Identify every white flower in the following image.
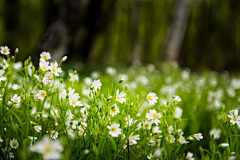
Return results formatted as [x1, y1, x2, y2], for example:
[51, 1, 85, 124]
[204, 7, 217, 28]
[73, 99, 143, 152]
[106, 67, 116, 75]
[36, 90, 47, 100]
[110, 104, 120, 116]
[39, 59, 49, 71]
[186, 152, 194, 160]
[13, 62, 23, 70]
[143, 121, 152, 130]
[0, 94, 2, 101]
[59, 89, 67, 99]
[30, 137, 37, 145]
[34, 126, 42, 132]
[228, 156, 236, 160]
[166, 135, 175, 143]
[228, 109, 240, 126]
[11, 94, 21, 103]
[69, 73, 79, 82]
[219, 143, 229, 148]
[116, 89, 126, 103]
[69, 93, 82, 107]
[168, 125, 174, 134]
[210, 128, 221, 139]
[152, 126, 162, 134]
[50, 62, 62, 76]
[147, 92, 158, 105]
[29, 136, 63, 160]
[91, 71, 99, 79]
[129, 134, 140, 145]
[0, 46, 10, 55]
[174, 107, 183, 119]
[11, 84, 20, 90]
[125, 115, 134, 126]
[10, 138, 19, 149]
[146, 109, 162, 125]
[50, 130, 59, 139]
[91, 79, 102, 91]
[147, 154, 154, 160]
[44, 72, 53, 80]
[193, 133, 203, 141]
[107, 123, 122, 137]
[40, 51, 51, 61]
[84, 77, 92, 85]
[0, 70, 7, 82]
[178, 136, 189, 144]
[173, 95, 182, 102]
[68, 87, 75, 98]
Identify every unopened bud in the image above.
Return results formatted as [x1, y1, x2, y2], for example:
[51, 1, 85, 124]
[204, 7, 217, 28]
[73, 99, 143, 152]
[15, 48, 19, 54]
[62, 56, 67, 62]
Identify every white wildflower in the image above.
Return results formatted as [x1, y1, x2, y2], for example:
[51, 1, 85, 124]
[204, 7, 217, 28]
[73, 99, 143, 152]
[40, 51, 51, 61]
[50, 62, 62, 76]
[110, 104, 120, 116]
[228, 109, 240, 127]
[147, 92, 158, 105]
[174, 107, 183, 119]
[146, 109, 162, 125]
[193, 133, 203, 141]
[29, 136, 63, 160]
[107, 123, 122, 137]
[116, 89, 126, 103]
[209, 128, 221, 139]
[34, 126, 42, 132]
[50, 130, 59, 139]
[0, 46, 10, 55]
[91, 79, 102, 91]
[10, 138, 19, 149]
[11, 94, 21, 103]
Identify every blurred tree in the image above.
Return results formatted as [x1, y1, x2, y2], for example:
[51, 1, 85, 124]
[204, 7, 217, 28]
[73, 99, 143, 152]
[0, 0, 240, 71]
[164, 0, 192, 62]
[36, 0, 116, 63]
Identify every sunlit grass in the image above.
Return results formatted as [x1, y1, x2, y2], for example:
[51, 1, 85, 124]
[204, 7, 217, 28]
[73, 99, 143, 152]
[0, 46, 239, 159]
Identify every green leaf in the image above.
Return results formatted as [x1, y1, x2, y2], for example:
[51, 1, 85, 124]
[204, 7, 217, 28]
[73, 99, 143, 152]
[107, 135, 117, 152]
[12, 111, 23, 128]
[92, 143, 99, 156]
[98, 137, 106, 155]
[118, 120, 141, 151]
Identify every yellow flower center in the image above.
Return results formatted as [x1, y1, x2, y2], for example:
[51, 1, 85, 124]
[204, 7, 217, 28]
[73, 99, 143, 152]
[116, 95, 120, 100]
[148, 95, 153, 101]
[153, 113, 157, 119]
[72, 100, 76, 105]
[43, 55, 47, 60]
[111, 107, 116, 113]
[144, 124, 149, 128]
[111, 127, 116, 132]
[11, 142, 18, 148]
[43, 146, 53, 154]
[52, 68, 56, 73]
[13, 98, 19, 102]
[233, 115, 237, 121]
[2, 49, 7, 53]
[47, 75, 52, 79]
[41, 92, 46, 97]
[42, 66, 47, 70]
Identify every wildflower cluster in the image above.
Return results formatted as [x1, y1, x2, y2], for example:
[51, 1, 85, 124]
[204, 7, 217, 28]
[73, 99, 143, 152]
[0, 46, 239, 159]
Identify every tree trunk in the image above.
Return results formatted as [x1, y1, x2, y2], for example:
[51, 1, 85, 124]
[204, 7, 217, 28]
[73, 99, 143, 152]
[131, 0, 141, 66]
[164, 0, 191, 62]
[35, 0, 116, 64]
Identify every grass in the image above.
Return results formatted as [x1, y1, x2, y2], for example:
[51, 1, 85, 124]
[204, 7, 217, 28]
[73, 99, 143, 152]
[0, 47, 239, 160]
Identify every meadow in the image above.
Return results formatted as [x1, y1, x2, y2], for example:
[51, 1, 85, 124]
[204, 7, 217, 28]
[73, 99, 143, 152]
[0, 46, 239, 160]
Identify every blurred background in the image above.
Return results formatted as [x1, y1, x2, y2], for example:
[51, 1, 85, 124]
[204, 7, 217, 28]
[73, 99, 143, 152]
[0, 0, 240, 71]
